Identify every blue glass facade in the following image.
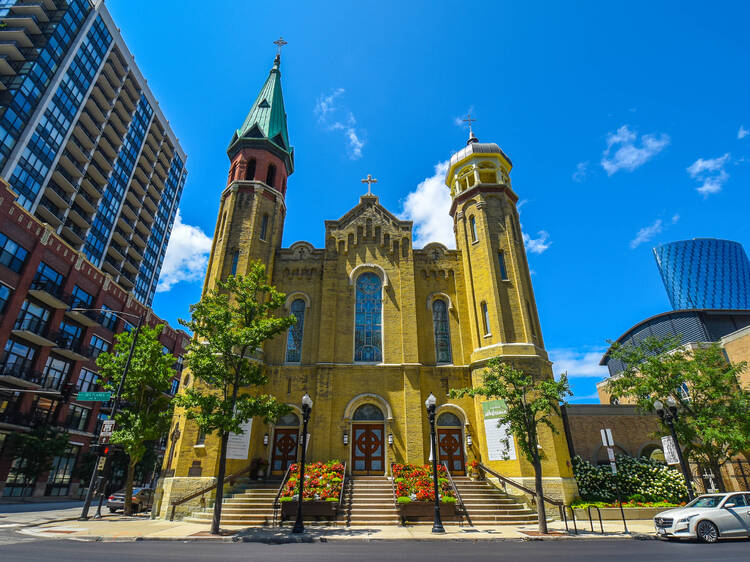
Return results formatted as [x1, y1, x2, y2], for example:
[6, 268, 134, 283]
[0, 0, 90, 169]
[653, 238, 750, 310]
[8, 16, 111, 209]
[83, 93, 152, 265]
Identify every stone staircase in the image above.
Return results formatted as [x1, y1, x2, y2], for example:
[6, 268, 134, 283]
[184, 480, 280, 526]
[343, 475, 400, 526]
[452, 476, 538, 525]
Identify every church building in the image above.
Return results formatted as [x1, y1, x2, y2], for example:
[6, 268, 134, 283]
[159, 52, 576, 514]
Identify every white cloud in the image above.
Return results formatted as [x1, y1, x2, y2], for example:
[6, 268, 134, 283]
[156, 210, 213, 293]
[548, 348, 609, 380]
[314, 89, 365, 159]
[738, 125, 749, 140]
[600, 125, 670, 175]
[687, 153, 730, 197]
[523, 230, 551, 254]
[630, 219, 663, 249]
[572, 161, 588, 182]
[399, 161, 454, 249]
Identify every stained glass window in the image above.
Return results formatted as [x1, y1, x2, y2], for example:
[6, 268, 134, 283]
[354, 272, 383, 362]
[353, 403, 384, 420]
[432, 299, 452, 364]
[285, 299, 306, 363]
[437, 412, 462, 426]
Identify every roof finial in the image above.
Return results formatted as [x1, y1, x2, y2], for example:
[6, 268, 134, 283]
[273, 36, 287, 67]
[462, 113, 478, 144]
[361, 174, 378, 196]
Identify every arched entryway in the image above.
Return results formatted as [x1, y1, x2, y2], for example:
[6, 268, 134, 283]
[351, 404, 385, 475]
[437, 412, 465, 475]
[271, 412, 299, 475]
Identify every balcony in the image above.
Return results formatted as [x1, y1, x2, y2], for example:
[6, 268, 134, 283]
[60, 150, 85, 178]
[12, 316, 56, 347]
[63, 301, 100, 328]
[50, 333, 89, 361]
[0, 359, 44, 388]
[62, 220, 87, 245]
[109, 242, 127, 260]
[81, 175, 104, 199]
[68, 203, 92, 228]
[73, 189, 97, 214]
[52, 167, 79, 192]
[87, 159, 110, 184]
[28, 275, 68, 309]
[66, 132, 92, 162]
[0, 27, 33, 49]
[117, 214, 134, 234]
[36, 197, 64, 227]
[131, 230, 147, 249]
[73, 123, 97, 151]
[0, 408, 51, 428]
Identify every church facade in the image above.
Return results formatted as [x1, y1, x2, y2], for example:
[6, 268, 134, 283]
[159, 53, 576, 513]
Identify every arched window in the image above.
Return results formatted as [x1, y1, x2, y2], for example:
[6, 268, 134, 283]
[353, 403, 384, 421]
[469, 215, 478, 242]
[437, 412, 462, 426]
[277, 412, 299, 426]
[285, 299, 306, 363]
[245, 158, 256, 180]
[432, 299, 452, 364]
[260, 214, 269, 240]
[230, 250, 239, 276]
[266, 164, 276, 187]
[354, 272, 383, 362]
[481, 302, 490, 335]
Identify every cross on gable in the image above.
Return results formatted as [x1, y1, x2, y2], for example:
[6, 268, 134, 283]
[273, 37, 288, 55]
[361, 174, 378, 195]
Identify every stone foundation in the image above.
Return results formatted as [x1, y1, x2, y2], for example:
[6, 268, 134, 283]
[156, 476, 216, 520]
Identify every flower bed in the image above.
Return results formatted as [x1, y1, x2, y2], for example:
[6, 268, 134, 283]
[279, 461, 345, 503]
[392, 463, 456, 504]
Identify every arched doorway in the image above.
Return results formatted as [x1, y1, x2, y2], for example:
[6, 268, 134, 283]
[437, 412, 465, 475]
[271, 412, 299, 475]
[351, 404, 385, 475]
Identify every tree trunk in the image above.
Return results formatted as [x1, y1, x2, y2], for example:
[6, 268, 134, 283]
[124, 459, 137, 516]
[211, 432, 229, 535]
[709, 459, 726, 492]
[532, 452, 548, 534]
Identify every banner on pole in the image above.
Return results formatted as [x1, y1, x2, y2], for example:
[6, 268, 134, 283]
[227, 418, 253, 460]
[481, 400, 516, 461]
[661, 435, 680, 465]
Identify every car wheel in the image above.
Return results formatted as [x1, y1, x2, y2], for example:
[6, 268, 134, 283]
[696, 520, 719, 544]
[109, 508, 117, 513]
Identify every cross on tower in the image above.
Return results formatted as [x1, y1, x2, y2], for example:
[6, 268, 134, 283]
[462, 113, 477, 139]
[361, 174, 378, 195]
[273, 37, 288, 55]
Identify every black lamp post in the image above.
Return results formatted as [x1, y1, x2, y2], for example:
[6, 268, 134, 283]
[78, 309, 144, 520]
[654, 397, 695, 501]
[292, 392, 313, 534]
[425, 392, 445, 534]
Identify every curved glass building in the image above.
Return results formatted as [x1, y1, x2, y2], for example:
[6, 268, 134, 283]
[653, 238, 750, 310]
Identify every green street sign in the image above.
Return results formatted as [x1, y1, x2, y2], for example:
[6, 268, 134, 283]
[77, 391, 111, 402]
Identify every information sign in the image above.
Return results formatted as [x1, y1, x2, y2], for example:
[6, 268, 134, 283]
[481, 400, 516, 461]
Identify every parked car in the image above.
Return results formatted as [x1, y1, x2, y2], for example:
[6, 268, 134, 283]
[107, 488, 154, 514]
[653, 492, 750, 543]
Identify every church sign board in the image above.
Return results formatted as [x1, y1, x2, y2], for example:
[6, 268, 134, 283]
[226, 418, 253, 460]
[481, 400, 516, 461]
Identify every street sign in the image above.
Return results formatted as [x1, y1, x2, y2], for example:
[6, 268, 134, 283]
[77, 391, 111, 402]
[661, 435, 680, 465]
[101, 420, 115, 435]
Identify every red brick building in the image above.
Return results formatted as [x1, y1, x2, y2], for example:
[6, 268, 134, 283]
[0, 179, 188, 498]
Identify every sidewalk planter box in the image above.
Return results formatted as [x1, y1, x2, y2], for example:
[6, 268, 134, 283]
[572, 506, 666, 521]
[398, 502, 456, 523]
[281, 500, 338, 520]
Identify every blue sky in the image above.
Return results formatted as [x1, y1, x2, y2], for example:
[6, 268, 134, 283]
[108, 0, 750, 402]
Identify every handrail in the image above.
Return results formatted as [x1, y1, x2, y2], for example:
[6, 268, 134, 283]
[390, 462, 399, 510]
[587, 505, 604, 534]
[272, 464, 294, 526]
[169, 462, 252, 521]
[336, 462, 348, 514]
[441, 461, 470, 527]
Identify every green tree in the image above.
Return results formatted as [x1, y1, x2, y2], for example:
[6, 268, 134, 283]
[174, 263, 295, 534]
[607, 337, 750, 491]
[5, 424, 69, 491]
[450, 360, 571, 533]
[97, 324, 176, 515]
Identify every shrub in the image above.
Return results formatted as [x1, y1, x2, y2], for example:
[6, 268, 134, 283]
[572, 455, 688, 503]
[281, 461, 345, 502]
[392, 463, 455, 503]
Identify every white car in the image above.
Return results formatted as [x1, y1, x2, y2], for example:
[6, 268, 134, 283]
[653, 492, 750, 543]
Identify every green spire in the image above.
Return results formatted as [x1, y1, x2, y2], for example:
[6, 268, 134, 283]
[228, 54, 294, 173]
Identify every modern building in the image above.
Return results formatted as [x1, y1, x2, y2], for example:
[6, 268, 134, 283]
[653, 238, 750, 311]
[0, 178, 189, 498]
[0, 0, 187, 306]
[159, 51, 576, 520]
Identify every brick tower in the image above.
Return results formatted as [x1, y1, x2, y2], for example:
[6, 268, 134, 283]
[201, 52, 293, 294]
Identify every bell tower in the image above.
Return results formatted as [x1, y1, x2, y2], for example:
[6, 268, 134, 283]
[202, 49, 294, 294]
[446, 132, 543, 360]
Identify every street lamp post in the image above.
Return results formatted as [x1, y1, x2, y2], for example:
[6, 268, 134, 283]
[425, 392, 445, 534]
[654, 397, 695, 501]
[79, 309, 144, 520]
[292, 392, 313, 534]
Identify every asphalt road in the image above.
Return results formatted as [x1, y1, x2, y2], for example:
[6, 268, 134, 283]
[0, 538, 748, 561]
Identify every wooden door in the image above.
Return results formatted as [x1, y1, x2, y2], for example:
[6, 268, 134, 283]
[352, 423, 384, 474]
[271, 428, 298, 474]
[437, 428, 465, 475]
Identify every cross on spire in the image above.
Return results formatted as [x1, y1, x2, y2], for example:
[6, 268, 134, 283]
[462, 113, 477, 140]
[273, 37, 288, 55]
[361, 174, 378, 195]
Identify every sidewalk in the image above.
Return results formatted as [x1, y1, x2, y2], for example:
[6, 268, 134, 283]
[19, 516, 657, 542]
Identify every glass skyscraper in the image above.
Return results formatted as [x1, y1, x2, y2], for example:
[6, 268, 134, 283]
[653, 238, 750, 310]
[0, 1, 187, 305]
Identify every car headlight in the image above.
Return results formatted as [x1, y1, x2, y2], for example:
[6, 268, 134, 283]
[676, 514, 698, 524]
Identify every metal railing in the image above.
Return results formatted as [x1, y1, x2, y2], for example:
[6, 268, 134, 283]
[272, 464, 294, 526]
[169, 462, 253, 521]
[586, 505, 604, 534]
[441, 461, 470, 526]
